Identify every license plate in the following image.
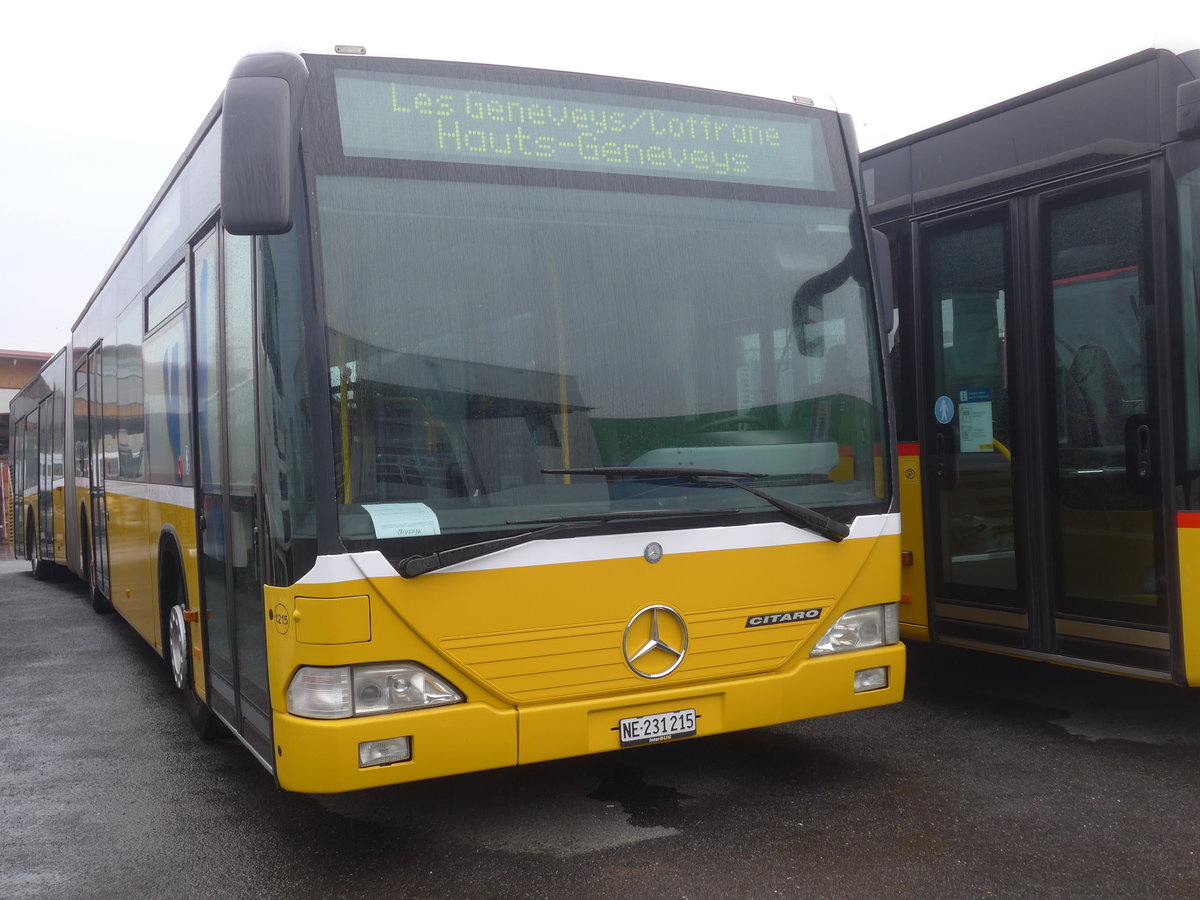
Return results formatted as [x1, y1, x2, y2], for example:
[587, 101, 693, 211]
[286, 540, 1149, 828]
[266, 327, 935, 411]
[618, 708, 697, 746]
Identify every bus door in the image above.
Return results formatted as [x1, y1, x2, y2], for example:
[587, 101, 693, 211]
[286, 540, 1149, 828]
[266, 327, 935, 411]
[1040, 176, 1167, 670]
[918, 173, 1169, 672]
[919, 206, 1027, 643]
[22, 407, 39, 558]
[84, 345, 111, 600]
[37, 397, 54, 563]
[193, 227, 272, 764]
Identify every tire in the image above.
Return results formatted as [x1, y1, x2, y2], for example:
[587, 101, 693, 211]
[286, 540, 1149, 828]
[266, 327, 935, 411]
[165, 578, 225, 741]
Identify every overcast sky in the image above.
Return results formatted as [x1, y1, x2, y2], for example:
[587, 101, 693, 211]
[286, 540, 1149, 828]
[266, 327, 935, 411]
[2, 0, 1195, 353]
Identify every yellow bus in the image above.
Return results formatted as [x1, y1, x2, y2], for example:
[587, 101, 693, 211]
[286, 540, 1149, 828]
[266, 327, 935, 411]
[863, 48, 1200, 684]
[9, 349, 69, 580]
[10, 49, 902, 792]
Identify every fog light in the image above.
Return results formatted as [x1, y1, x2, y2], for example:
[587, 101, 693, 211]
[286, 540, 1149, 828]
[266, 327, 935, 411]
[854, 666, 889, 692]
[358, 736, 412, 768]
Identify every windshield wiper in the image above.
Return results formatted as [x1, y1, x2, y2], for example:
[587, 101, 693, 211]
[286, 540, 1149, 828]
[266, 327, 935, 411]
[397, 507, 738, 578]
[543, 466, 851, 543]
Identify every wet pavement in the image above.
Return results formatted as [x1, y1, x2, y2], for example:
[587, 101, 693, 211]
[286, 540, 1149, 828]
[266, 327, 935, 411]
[3, 558, 1200, 898]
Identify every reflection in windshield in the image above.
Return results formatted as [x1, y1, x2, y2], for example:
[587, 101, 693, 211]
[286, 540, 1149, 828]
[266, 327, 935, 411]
[318, 176, 884, 541]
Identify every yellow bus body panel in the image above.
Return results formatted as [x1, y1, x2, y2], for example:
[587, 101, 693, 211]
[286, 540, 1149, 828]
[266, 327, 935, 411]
[53, 482, 67, 565]
[101, 485, 204, 684]
[105, 488, 156, 644]
[898, 449, 930, 641]
[1176, 519, 1200, 686]
[265, 527, 903, 794]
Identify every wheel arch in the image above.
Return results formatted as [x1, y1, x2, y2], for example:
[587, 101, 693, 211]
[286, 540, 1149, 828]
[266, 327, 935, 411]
[157, 525, 189, 656]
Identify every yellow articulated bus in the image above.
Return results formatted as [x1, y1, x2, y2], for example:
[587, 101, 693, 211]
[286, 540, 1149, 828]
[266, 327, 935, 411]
[9, 349, 69, 580]
[10, 49, 902, 793]
[864, 48, 1200, 684]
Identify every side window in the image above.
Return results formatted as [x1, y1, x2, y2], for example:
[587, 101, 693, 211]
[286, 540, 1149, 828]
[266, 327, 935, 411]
[1177, 169, 1200, 477]
[115, 302, 145, 480]
[146, 264, 187, 333]
[1046, 187, 1147, 454]
[194, 231, 222, 493]
[144, 311, 192, 485]
[927, 217, 1012, 457]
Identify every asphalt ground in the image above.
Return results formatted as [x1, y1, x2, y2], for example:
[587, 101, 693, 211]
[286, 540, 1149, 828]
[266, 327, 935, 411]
[3, 556, 1200, 899]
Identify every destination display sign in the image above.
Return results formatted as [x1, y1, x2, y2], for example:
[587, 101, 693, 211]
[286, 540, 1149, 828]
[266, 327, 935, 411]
[334, 70, 832, 189]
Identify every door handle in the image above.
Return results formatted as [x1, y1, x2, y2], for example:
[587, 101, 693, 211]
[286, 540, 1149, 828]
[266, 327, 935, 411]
[1124, 415, 1153, 491]
[1135, 423, 1152, 480]
[935, 432, 947, 478]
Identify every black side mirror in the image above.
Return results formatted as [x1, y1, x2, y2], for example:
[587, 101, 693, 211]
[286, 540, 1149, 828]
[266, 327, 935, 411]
[221, 53, 309, 235]
[1177, 78, 1200, 139]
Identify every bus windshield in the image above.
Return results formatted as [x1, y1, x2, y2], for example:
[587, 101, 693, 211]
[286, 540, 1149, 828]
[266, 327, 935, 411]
[316, 69, 885, 545]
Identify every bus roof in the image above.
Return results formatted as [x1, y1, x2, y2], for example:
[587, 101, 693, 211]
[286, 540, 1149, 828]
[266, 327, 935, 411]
[862, 48, 1200, 222]
[864, 48, 1200, 160]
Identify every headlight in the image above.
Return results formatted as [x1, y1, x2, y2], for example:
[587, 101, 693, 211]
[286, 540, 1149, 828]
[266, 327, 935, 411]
[287, 663, 463, 719]
[810, 603, 900, 657]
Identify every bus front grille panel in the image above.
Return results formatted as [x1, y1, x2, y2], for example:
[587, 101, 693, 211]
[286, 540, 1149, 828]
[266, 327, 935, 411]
[439, 605, 824, 703]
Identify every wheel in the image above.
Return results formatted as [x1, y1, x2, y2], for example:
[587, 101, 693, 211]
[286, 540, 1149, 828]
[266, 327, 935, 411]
[27, 519, 50, 581]
[166, 583, 225, 741]
[167, 603, 190, 691]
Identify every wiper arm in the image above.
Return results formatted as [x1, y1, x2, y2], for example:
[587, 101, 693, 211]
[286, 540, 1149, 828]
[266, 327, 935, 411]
[397, 507, 738, 578]
[698, 476, 849, 542]
[398, 521, 584, 578]
[543, 466, 850, 543]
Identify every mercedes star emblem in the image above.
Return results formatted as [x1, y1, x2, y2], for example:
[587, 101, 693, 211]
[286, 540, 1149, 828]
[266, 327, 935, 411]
[622, 605, 688, 679]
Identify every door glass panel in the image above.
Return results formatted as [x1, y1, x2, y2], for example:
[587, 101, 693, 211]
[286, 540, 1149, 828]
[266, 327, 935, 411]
[24, 409, 38, 557]
[926, 216, 1019, 601]
[225, 233, 268, 716]
[1176, 167, 1200, 481]
[195, 231, 235, 697]
[88, 349, 110, 597]
[1046, 187, 1164, 625]
[38, 401, 52, 558]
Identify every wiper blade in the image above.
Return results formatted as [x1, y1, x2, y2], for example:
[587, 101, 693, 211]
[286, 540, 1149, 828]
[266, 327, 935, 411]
[397, 507, 737, 578]
[506, 507, 740, 526]
[544, 466, 764, 479]
[544, 466, 850, 543]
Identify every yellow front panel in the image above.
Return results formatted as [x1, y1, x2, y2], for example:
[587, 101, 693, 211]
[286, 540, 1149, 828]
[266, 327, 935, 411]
[295, 595, 372, 645]
[272, 703, 518, 793]
[265, 524, 903, 793]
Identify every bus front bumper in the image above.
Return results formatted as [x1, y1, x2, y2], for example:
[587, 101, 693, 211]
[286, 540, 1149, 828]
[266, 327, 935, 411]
[272, 643, 905, 793]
